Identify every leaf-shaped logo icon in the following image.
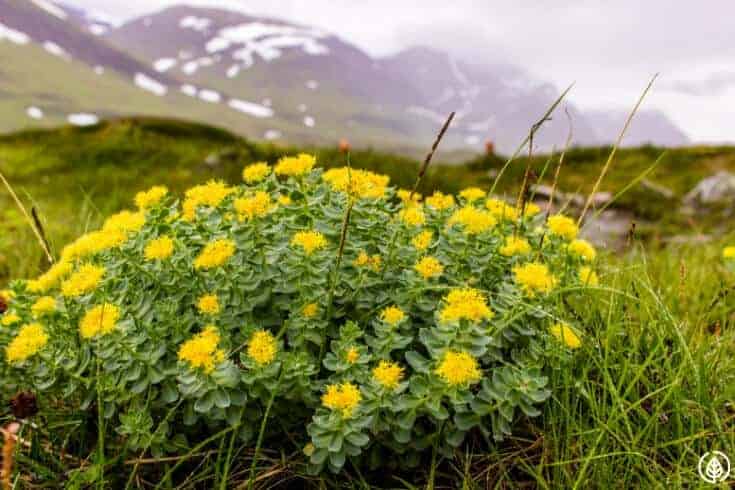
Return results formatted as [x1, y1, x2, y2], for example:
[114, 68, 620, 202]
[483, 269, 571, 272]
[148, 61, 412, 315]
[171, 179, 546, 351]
[698, 451, 731, 484]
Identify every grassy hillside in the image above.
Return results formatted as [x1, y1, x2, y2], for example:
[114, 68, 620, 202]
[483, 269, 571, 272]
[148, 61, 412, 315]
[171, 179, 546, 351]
[1, 118, 735, 286]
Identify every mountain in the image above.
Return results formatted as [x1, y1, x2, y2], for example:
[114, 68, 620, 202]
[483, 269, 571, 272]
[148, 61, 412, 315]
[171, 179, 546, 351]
[0, 2, 688, 152]
[584, 109, 689, 147]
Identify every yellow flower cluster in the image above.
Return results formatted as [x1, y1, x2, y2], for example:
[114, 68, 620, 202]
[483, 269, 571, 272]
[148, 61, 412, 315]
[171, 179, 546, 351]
[435, 350, 481, 386]
[321, 382, 362, 417]
[2, 313, 21, 326]
[278, 194, 292, 206]
[194, 239, 236, 270]
[102, 210, 146, 234]
[372, 360, 404, 389]
[513, 262, 557, 297]
[399, 207, 426, 226]
[60, 229, 127, 263]
[396, 189, 421, 205]
[380, 305, 406, 325]
[31, 296, 56, 316]
[144, 236, 174, 261]
[568, 239, 596, 261]
[499, 236, 531, 257]
[722, 246, 735, 260]
[302, 302, 319, 318]
[414, 256, 444, 279]
[6, 323, 48, 363]
[234, 191, 273, 221]
[547, 214, 578, 240]
[459, 187, 486, 202]
[291, 231, 328, 255]
[579, 266, 599, 286]
[178, 326, 225, 373]
[134, 185, 168, 210]
[411, 230, 433, 251]
[354, 251, 381, 272]
[182, 181, 235, 221]
[486, 199, 519, 221]
[61, 264, 105, 298]
[345, 346, 360, 364]
[242, 162, 271, 183]
[322, 167, 389, 199]
[439, 288, 493, 324]
[274, 153, 315, 177]
[197, 294, 220, 315]
[247, 330, 277, 366]
[79, 303, 120, 339]
[27, 260, 73, 293]
[549, 323, 581, 349]
[447, 206, 496, 234]
[425, 191, 455, 210]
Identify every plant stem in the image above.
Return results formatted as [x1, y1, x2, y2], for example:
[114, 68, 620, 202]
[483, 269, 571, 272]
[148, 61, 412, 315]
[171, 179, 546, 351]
[96, 356, 105, 490]
[247, 372, 284, 489]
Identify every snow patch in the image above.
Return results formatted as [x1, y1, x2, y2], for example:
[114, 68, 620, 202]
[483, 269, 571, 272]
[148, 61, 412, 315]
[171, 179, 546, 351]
[153, 58, 177, 72]
[94, 66, 105, 75]
[206, 37, 231, 53]
[228, 99, 274, 118]
[88, 24, 108, 36]
[306, 80, 319, 90]
[30, 0, 67, 20]
[226, 64, 240, 78]
[303, 116, 315, 128]
[180, 16, 211, 32]
[26, 107, 44, 120]
[68, 113, 99, 126]
[264, 129, 282, 140]
[43, 41, 70, 59]
[0, 23, 30, 44]
[180, 84, 198, 97]
[198, 89, 221, 103]
[134, 73, 167, 96]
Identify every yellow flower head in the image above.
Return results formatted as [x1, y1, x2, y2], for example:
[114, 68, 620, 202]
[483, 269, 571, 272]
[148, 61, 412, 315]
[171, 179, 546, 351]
[61, 264, 105, 298]
[247, 330, 277, 366]
[6, 323, 48, 363]
[486, 199, 519, 221]
[439, 288, 493, 324]
[579, 266, 599, 286]
[242, 162, 271, 183]
[291, 231, 328, 255]
[181, 181, 235, 221]
[178, 326, 225, 373]
[103, 210, 146, 234]
[31, 296, 56, 316]
[399, 206, 426, 227]
[723, 246, 735, 260]
[568, 239, 596, 261]
[411, 230, 433, 251]
[27, 260, 73, 293]
[322, 167, 389, 199]
[79, 303, 120, 339]
[414, 256, 444, 280]
[499, 236, 531, 257]
[2, 313, 21, 326]
[550, 323, 582, 349]
[435, 350, 481, 386]
[459, 187, 486, 202]
[234, 191, 273, 221]
[194, 239, 236, 270]
[303, 302, 319, 318]
[380, 305, 406, 326]
[321, 382, 362, 417]
[197, 294, 220, 315]
[345, 346, 360, 364]
[372, 360, 404, 389]
[448, 206, 497, 234]
[274, 153, 315, 177]
[135, 185, 168, 210]
[354, 251, 381, 271]
[397, 189, 421, 205]
[513, 262, 557, 297]
[524, 202, 541, 217]
[425, 191, 455, 210]
[547, 214, 579, 240]
[144, 236, 174, 261]
[278, 194, 293, 206]
[60, 229, 128, 262]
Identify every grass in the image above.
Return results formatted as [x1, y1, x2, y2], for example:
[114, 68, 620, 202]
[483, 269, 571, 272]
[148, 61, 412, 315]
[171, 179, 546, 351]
[1, 118, 734, 487]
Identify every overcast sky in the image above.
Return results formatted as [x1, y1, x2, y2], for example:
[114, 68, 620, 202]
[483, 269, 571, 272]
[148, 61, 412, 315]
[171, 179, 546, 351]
[65, 0, 735, 143]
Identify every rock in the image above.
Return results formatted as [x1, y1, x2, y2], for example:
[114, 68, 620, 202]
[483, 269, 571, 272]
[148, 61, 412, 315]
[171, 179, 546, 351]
[580, 209, 636, 250]
[529, 184, 611, 208]
[683, 171, 735, 206]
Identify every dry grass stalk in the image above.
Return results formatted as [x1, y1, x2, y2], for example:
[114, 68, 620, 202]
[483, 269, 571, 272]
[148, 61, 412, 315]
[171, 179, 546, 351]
[409, 111, 455, 199]
[1, 423, 20, 490]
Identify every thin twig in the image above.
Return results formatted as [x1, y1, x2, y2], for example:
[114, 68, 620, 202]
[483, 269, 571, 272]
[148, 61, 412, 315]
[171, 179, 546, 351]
[0, 168, 54, 264]
[409, 112, 455, 199]
[578, 74, 658, 225]
[31, 207, 53, 259]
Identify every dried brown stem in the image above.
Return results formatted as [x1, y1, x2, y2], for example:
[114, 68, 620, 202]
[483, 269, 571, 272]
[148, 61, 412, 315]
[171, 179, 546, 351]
[409, 111, 455, 199]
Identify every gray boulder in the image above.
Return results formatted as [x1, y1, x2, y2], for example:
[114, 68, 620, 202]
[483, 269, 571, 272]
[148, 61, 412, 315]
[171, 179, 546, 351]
[684, 171, 735, 206]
